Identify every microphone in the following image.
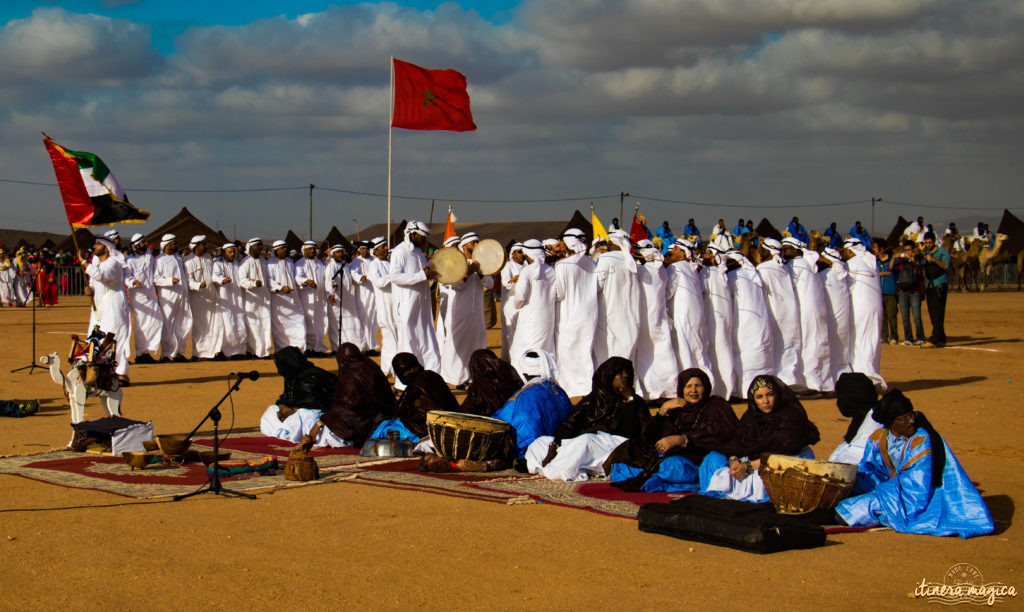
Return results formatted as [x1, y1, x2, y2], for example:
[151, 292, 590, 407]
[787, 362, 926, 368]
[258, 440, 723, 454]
[230, 370, 260, 381]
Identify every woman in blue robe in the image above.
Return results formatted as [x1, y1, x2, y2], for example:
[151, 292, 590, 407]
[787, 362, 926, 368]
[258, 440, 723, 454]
[836, 389, 994, 538]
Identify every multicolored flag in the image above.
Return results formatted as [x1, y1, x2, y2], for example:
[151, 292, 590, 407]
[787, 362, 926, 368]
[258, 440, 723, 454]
[42, 134, 150, 227]
[391, 58, 476, 132]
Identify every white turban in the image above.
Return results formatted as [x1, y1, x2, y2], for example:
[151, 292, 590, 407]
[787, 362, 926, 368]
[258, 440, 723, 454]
[522, 238, 545, 263]
[514, 349, 559, 383]
[762, 238, 782, 253]
[130, 233, 145, 246]
[782, 236, 806, 249]
[190, 234, 206, 246]
[221, 242, 235, 250]
[104, 229, 119, 240]
[562, 229, 587, 255]
[247, 237, 262, 247]
[160, 234, 176, 248]
[370, 236, 386, 249]
[302, 240, 317, 249]
[405, 221, 429, 238]
[460, 232, 480, 250]
[443, 236, 460, 248]
[542, 238, 559, 251]
[329, 244, 344, 254]
[823, 247, 841, 261]
[509, 242, 524, 254]
[271, 239, 287, 250]
[95, 236, 116, 251]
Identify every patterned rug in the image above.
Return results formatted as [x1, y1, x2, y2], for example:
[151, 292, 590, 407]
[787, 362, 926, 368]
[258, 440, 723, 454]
[0, 436, 874, 530]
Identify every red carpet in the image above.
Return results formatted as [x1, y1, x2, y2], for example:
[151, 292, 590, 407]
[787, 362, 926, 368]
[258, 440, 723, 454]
[192, 436, 359, 458]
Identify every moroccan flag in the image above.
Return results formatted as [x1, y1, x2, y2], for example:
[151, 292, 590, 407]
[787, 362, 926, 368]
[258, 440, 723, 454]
[442, 209, 457, 244]
[43, 134, 150, 227]
[591, 211, 610, 241]
[391, 58, 476, 132]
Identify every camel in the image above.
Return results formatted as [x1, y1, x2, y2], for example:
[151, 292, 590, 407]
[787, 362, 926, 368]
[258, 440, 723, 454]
[954, 239, 985, 292]
[737, 232, 763, 265]
[978, 233, 1009, 292]
[942, 233, 962, 288]
[39, 347, 123, 446]
[807, 230, 826, 253]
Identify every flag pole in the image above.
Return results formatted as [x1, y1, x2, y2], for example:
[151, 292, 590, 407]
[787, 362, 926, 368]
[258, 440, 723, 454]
[387, 55, 394, 249]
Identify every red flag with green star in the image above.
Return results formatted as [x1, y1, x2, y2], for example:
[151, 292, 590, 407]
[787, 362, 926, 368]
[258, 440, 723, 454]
[391, 58, 476, 132]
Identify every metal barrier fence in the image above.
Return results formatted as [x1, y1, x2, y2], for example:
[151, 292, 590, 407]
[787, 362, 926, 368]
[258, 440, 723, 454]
[56, 265, 87, 296]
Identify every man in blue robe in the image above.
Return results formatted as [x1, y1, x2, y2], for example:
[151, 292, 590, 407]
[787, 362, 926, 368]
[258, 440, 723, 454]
[787, 217, 809, 243]
[682, 218, 701, 242]
[823, 222, 843, 249]
[836, 389, 994, 538]
[655, 221, 675, 255]
[492, 350, 573, 458]
[849, 220, 873, 249]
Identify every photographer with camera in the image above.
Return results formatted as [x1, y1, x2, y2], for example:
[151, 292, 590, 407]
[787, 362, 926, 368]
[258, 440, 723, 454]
[920, 231, 949, 347]
[890, 240, 926, 346]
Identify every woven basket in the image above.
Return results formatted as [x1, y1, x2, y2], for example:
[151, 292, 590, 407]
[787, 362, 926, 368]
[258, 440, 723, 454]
[759, 461, 855, 515]
[284, 456, 319, 482]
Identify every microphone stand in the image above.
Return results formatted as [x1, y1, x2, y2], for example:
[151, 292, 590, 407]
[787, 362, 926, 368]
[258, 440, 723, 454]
[173, 375, 256, 501]
[11, 266, 47, 374]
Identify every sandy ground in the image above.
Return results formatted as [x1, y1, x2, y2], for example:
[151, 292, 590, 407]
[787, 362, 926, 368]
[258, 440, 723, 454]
[0, 293, 1021, 610]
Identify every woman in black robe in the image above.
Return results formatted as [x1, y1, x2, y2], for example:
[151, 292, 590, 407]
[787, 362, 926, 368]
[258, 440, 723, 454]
[459, 349, 524, 416]
[310, 343, 397, 446]
[530, 358, 649, 475]
[699, 374, 821, 498]
[608, 368, 738, 490]
[391, 353, 460, 436]
[274, 346, 336, 412]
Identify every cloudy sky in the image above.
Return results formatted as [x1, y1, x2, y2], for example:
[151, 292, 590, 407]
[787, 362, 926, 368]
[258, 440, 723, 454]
[1, 0, 1022, 241]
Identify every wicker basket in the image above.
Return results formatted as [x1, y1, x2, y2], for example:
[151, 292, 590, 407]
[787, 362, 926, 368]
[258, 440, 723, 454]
[284, 456, 319, 482]
[759, 455, 856, 515]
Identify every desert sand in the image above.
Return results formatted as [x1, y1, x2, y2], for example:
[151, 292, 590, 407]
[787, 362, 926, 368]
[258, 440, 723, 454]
[0, 293, 1021, 609]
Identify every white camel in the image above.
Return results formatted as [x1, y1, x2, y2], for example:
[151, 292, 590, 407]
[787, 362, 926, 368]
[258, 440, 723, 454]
[39, 352, 123, 444]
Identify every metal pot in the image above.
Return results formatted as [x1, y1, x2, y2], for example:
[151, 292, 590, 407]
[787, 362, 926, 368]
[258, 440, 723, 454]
[359, 436, 415, 458]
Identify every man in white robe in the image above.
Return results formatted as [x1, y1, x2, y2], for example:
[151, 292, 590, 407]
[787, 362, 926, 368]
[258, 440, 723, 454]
[433, 236, 461, 366]
[700, 245, 736, 399]
[348, 241, 379, 352]
[153, 234, 192, 362]
[509, 239, 556, 363]
[438, 232, 493, 386]
[756, 239, 803, 387]
[83, 236, 132, 379]
[325, 245, 347, 352]
[184, 235, 223, 360]
[500, 243, 525, 362]
[267, 240, 306, 352]
[593, 230, 640, 363]
[212, 242, 248, 359]
[634, 241, 678, 399]
[389, 221, 441, 372]
[364, 238, 397, 376]
[552, 229, 598, 397]
[782, 237, 833, 393]
[726, 251, 774, 394]
[843, 238, 886, 389]
[665, 239, 713, 380]
[237, 238, 273, 358]
[819, 247, 853, 381]
[124, 233, 162, 364]
[295, 241, 329, 355]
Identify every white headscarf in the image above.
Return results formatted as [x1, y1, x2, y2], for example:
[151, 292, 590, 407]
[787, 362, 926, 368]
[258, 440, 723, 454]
[514, 349, 559, 383]
[843, 237, 867, 255]
[246, 237, 262, 248]
[782, 236, 806, 250]
[562, 229, 587, 254]
[404, 220, 428, 243]
[190, 234, 206, 246]
[522, 238, 545, 264]
[443, 236, 460, 248]
[607, 229, 637, 272]
[130, 233, 145, 246]
[459, 232, 480, 251]
[159, 234, 176, 249]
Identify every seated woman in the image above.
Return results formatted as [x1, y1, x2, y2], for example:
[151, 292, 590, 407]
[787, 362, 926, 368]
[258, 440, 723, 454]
[828, 372, 884, 464]
[491, 350, 573, 458]
[391, 352, 460, 437]
[316, 343, 399, 447]
[524, 357, 648, 481]
[836, 389, 994, 537]
[260, 346, 346, 447]
[609, 368, 738, 492]
[460, 349, 524, 416]
[700, 374, 820, 502]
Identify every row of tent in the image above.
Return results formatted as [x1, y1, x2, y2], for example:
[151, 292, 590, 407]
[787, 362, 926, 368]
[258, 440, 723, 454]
[11, 206, 1024, 259]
